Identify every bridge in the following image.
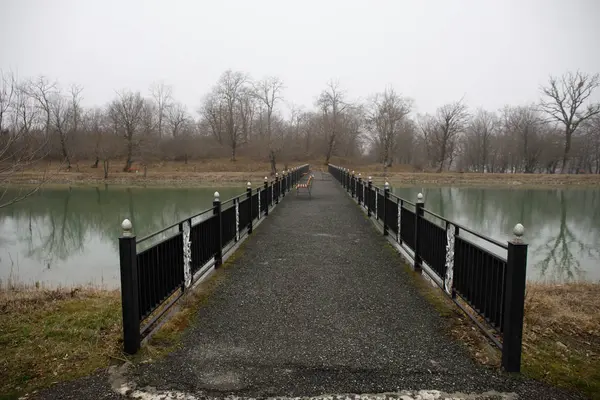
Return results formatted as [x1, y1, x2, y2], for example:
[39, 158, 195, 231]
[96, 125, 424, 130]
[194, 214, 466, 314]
[65, 164, 576, 400]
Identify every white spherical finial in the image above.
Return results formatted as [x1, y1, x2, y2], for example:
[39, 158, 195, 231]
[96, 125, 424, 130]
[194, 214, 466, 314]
[247, 181, 251, 188]
[264, 176, 268, 181]
[417, 193, 424, 202]
[368, 176, 372, 182]
[358, 173, 362, 178]
[513, 223, 525, 238]
[276, 172, 278, 177]
[121, 219, 132, 236]
[352, 170, 355, 175]
[214, 191, 220, 201]
[384, 181, 390, 189]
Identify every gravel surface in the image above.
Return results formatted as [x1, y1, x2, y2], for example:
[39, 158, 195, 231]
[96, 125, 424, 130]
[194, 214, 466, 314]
[30, 175, 585, 399]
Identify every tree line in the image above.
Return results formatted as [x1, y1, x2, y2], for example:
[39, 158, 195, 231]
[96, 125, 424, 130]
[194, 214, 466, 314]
[1, 69, 599, 180]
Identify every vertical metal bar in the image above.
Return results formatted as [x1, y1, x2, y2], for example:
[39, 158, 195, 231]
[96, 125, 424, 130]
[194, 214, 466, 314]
[414, 193, 424, 273]
[367, 178, 372, 217]
[383, 182, 389, 236]
[502, 224, 528, 373]
[213, 192, 222, 267]
[264, 177, 269, 216]
[247, 184, 253, 234]
[119, 220, 140, 354]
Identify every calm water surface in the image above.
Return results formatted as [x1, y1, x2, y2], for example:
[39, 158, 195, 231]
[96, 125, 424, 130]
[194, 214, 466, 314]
[1, 185, 599, 288]
[0, 186, 244, 288]
[392, 186, 600, 283]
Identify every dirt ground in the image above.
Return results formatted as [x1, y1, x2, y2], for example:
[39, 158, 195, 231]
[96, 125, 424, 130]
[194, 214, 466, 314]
[3, 159, 600, 187]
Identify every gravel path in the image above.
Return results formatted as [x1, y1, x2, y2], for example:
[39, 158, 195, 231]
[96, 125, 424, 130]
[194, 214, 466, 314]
[32, 175, 583, 400]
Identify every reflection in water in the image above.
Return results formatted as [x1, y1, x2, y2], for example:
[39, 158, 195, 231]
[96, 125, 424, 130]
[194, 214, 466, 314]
[1, 185, 598, 287]
[392, 186, 600, 282]
[0, 186, 244, 288]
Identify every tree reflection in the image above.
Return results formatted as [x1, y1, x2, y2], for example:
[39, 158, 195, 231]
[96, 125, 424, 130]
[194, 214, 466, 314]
[534, 190, 600, 281]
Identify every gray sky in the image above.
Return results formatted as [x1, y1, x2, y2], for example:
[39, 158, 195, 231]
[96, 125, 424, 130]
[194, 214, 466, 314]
[2, 0, 599, 115]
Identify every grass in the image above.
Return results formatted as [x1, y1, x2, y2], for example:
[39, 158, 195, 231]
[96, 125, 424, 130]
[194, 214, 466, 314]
[0, 287, 123, 399]
[522, 282, 600, 399]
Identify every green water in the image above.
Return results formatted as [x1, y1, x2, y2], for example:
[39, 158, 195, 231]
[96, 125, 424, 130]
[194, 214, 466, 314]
[391, 186, 600, 283]
[0, 186, 244, 288]
[1, 185, 598, 288]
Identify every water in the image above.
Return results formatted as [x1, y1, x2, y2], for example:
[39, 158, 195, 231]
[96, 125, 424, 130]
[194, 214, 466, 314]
[1, 185, 599, 288]
[391, 186, 600, 283]
[0, 185, 245, 289]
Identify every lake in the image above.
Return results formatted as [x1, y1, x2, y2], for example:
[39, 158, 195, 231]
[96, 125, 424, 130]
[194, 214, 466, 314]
[0, 185, 599, 288]
[0, 186, 245, 289]
[392, 186, 600, 283]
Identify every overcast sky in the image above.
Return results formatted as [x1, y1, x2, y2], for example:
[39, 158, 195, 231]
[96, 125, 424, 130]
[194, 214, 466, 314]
[2, 0, 599, 116]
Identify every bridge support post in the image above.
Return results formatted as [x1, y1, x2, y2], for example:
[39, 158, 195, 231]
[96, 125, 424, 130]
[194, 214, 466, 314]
[367, 177, 372, 217]
[247, 182, 253, 234]
[213, 192, 222, 267]
[264, 177, 269, 216]
[414, 193, 424, 272]
[502, 224, 528, 373]
[383, 182, 389, 236]
[119, 219, 140, 355]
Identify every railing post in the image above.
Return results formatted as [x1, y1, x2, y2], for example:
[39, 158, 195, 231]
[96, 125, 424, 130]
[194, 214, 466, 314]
[383, 182, 389, 236]
[502, 223, 528, 373]
[357, 173, 362, 204]
[247, 182, 253, 234]
[275, 173, 279, 204]
[282, 171, 286, 198]
[119, 219, 140, 355]
[351, 170, 355, 197]
[367, 176, 372, 217]
[264, 177, 269, 216]
[414, 192, 424, 272]
[213, 192, 222, 267]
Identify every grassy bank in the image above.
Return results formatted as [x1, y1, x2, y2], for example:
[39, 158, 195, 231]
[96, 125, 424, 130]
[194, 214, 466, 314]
[413, 277, 600, 399]
[522, 282, 600, 398]
[0, 287, 122, 399]
[0, 250, 241, 398]
[1, 277, 598, 398]
[6, 159, 600, 187]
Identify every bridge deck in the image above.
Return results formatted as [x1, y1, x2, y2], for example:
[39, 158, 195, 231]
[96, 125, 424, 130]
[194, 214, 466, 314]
[34, 173, 581, 399]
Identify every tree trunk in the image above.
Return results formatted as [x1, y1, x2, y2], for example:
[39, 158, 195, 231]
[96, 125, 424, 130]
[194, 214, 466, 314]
[231, 143, 236, 162]
[103, 159, 109, 179]
[92, 157, 99, 168]
[561, 129, 572, 173]
[269, 150, 277, 175]
[59, 133, 71, 170]
[123, 136, 133, 172]
[325, 134, 335, 165]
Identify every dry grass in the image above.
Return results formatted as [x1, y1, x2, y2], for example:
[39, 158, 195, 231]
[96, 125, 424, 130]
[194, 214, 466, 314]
[522, 282, 600, 398]
[3, 158, 317, 187]
[0, 287, 123, 398]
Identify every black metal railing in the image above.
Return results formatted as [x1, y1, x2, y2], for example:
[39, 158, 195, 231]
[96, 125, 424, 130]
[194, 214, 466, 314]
[328, 163, 528, 373]
[118, 164, 310, 354]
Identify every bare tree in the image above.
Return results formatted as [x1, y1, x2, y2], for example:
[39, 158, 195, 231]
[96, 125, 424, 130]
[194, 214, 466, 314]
[501, 105, 545, 173]
[0, 77, 50, 208]
[150, 82, 172, 139]
[317, 81, 348, 164]
[540, 71, 600, 173]
[200, 70, 249, 161]
[0, 70, 15, 134]
[109, 90, 146, 171]
[27, 76, 57, 137]
[254, 77, 284, 173]
[365, 88, 412, 169]
[166, 102, 189, 137]
[461, 109, 498, 172]
[419, 100, 469, 172]
[49, 92, 72, 169]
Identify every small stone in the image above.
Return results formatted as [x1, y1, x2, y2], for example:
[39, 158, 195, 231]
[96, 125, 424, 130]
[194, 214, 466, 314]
[556, 341, 568, 350]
